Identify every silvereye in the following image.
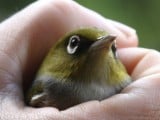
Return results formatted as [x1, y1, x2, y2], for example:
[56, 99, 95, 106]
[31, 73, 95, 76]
[26, 27, 132, 110]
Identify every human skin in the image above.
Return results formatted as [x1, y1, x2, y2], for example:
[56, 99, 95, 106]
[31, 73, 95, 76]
[0, 0, 160, 120]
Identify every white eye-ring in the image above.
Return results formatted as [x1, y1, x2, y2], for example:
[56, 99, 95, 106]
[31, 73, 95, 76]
[67, 35, 80, 54]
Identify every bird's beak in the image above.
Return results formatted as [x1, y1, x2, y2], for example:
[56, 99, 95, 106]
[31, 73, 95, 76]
[89, 35, 117, 52]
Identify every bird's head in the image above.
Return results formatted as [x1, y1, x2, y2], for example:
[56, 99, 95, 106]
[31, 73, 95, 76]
[37, 27, 128, 84]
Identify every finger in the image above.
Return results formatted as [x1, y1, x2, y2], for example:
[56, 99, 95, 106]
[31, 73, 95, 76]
[107, 19, 138, 48]
[118, 48, 160, 79]
[118, 48, 150, 75]
[131, 50, 160, 79]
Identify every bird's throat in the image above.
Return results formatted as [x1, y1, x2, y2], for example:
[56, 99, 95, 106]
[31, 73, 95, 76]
[71, 51, 130, 87]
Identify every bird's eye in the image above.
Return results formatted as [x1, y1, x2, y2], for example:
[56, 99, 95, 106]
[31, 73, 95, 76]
[67, 35, 80, 54]
[111, 41, 118, 58]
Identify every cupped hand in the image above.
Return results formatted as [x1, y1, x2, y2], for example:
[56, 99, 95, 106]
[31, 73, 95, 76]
[1, 0, 159, 120]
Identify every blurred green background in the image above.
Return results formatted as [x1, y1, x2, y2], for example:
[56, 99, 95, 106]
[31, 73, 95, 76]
[0, 0, 159, 50]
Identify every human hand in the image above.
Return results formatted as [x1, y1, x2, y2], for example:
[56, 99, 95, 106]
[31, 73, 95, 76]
[1, 0, 159, 120]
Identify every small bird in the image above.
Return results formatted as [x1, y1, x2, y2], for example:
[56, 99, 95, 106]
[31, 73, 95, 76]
[26, 27, 132, 110]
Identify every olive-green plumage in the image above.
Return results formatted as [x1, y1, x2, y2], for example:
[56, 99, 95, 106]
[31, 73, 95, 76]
[26, 27, 131, 110]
